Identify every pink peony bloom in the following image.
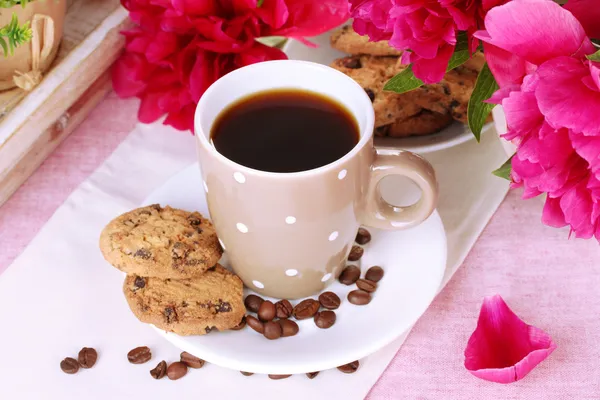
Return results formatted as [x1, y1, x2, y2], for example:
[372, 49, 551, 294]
[475, 0, 600, 241]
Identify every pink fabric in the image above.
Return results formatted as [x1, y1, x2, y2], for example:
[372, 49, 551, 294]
[1, 93, 600, 397]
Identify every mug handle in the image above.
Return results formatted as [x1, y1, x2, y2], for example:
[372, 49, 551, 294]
[361, 149, 439, 230]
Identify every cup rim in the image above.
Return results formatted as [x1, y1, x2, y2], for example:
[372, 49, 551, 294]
[194, 60, 375, 179]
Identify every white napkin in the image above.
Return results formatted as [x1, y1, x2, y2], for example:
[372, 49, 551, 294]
[0, 122, 508, 399]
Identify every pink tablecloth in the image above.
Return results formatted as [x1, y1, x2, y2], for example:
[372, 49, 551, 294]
[1, 92, 599, 399]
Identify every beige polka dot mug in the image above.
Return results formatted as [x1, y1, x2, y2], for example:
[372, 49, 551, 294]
[195, 60, 438, 299]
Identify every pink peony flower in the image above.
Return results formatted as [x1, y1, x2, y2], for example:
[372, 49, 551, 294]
[475, 0, 600, 241]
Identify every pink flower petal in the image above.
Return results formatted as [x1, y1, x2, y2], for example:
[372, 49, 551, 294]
[564, 0, 600, 40]
[542, 196, 567, 228]
[271, 0, 350, 38]
[477, 40, 529, 87]
[464, 295, 556, 384]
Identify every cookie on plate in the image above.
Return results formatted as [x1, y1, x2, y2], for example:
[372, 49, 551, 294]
[330, 25, 402, 56]
[123, 264, 245, 335]
[376, 110, 454, 138]
[100, 204, 222, 279]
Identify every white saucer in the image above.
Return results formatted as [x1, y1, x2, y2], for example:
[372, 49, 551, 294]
[283, 31, 493, 154]
[141, 163, 447, 374]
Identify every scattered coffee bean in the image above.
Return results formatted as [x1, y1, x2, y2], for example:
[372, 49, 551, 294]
[246, 315, 265, 334]
[339, 265, 360, 285]
[150, 360, 167, 379]
[355, 228, 372, 245]
[167, 361, 188, 380]
[77, 347, 98, 369]
[244, 294, 264, 313]
[293, 299, 320, 320]
[180, 352, 205, 369]
[127, 346, 152, 364]
[269, 374, 292, 380]
[306, 371, 320, 379]
[60, 357, 79, 374]
[365, 266, 384, 282]
[356, 279, 377, 293]
[230, 316, 246, 330]
[318, 291, 341, 310]
[278, 319, 299, 337]
[263, 321, 283, 340]
[348, 245, 364, 261]
[314, 310, 336, 329]
[241, 371, 254, 376]
[337, 360, 360, 374]
[258, 300, 276, 322]
[348, 290, 371, 305]
[275, 299, 293, 319]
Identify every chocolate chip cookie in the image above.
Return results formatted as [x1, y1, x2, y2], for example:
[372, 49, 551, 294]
[123, 264, 245, 335]
[376, 110, 453, 138]
[100, 205, 222, 279]
[330, 25, 402, 56]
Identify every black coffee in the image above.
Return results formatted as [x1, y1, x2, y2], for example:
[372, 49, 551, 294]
[210, 89, 359, 173]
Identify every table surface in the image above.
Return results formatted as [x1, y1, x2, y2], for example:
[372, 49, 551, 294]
[1, 92, 599, 399]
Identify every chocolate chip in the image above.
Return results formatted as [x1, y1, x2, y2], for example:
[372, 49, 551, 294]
[258, 300, 276, 322]
[348, 290, 371, 305]
[278, 319, 299, 337]
[293, 299, 320, 320]
[148, 204, 162, 211]
[180, 352, 205, 369]
[60, 357, 79, 374]
[134, 276, 145, 289]
[172, 242, 190, 259]
[318, 292, 341, 310]
[348, 245, 364, 261]
[306, 371, 319, 379]
[364, 88, 375, 102]
[188, 216, 202, 225]
[356, 279, 377, 292]
[275, 299, 293, 319]
[337, 360, 360, 373]
[365, 266, 384, 282]
[355, 228, 371, 245]
[133, 248, 151, 259]
[263, 321, 283, 340]
[269, 374, 291, 380]
[205, 326, 217, 333]
[150, 360, 167, 379]
[167, 362, 188, 380]
[443, 84, 451, 95]
[216, 301, 231, 313]
[127, 346, 151, 364]
[246, 315, 264, 334]
[341, 56, 361, 69]
[77, 347, 98, 369]
[164, 306, 178, 323]
[241, 371, 254, 376]
[314, 310, 336, 329]
[339, 265, 360, 285]
[244, 294, 264, 313]
[449, 100, 460, 109]
[230, 316, 247, 330]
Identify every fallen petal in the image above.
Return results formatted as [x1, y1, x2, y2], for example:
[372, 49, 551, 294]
[464, 295, 556, 384]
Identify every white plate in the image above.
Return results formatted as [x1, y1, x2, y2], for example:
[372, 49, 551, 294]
[142, 163, 447, 374]
[283, 31, 492, 154]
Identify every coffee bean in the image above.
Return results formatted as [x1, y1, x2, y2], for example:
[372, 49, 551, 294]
[246, 315, 264, 333]
[230, 316, 246, 330]
[263, 321, 283, 340]
[150, 360, 167, 379]
[180, 352, 205, 369]
[356, 279, 377, 292]
[318, 291, 341, 310]
[355, 228, 371, 245]
[268, 374, 292, 380]
[339, 265, 360, 285]
[337, 360, 360, 373]
[60, 357, 79, 374]
[275, 299, 293, 319]
[241, 371, 254, 376]
[293, 299, 320, 320]
[348, 290, 371, 305]
[167, 361, 188, 380]
[77, 347, 97, 369]
[244, 294, 264, 313]
[314, 310, 336, 329]
[258, 300, 276, 322]
[127, 346, 152, 364]
[278, 319, 299, 337]
[306, 371, 320, 379]
[365, 266, 384, 282]
[348, 245, 364, 261]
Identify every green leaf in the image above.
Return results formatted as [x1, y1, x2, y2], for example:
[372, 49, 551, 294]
[446, 31, 470, 71]
[467, 62, 499, 141]
[492, 155, 513, 180]
[256, 36, 287, 48]
[256, 0, 264, 7]
[586, 48, 600, 62]
[0, 37, 8, 57]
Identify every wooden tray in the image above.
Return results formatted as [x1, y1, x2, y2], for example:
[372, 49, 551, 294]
[0, 0, 130, 207]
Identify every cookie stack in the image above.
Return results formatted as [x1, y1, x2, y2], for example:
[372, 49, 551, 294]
[100, 204, 246, 336]
[330, 26, 486, 137]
